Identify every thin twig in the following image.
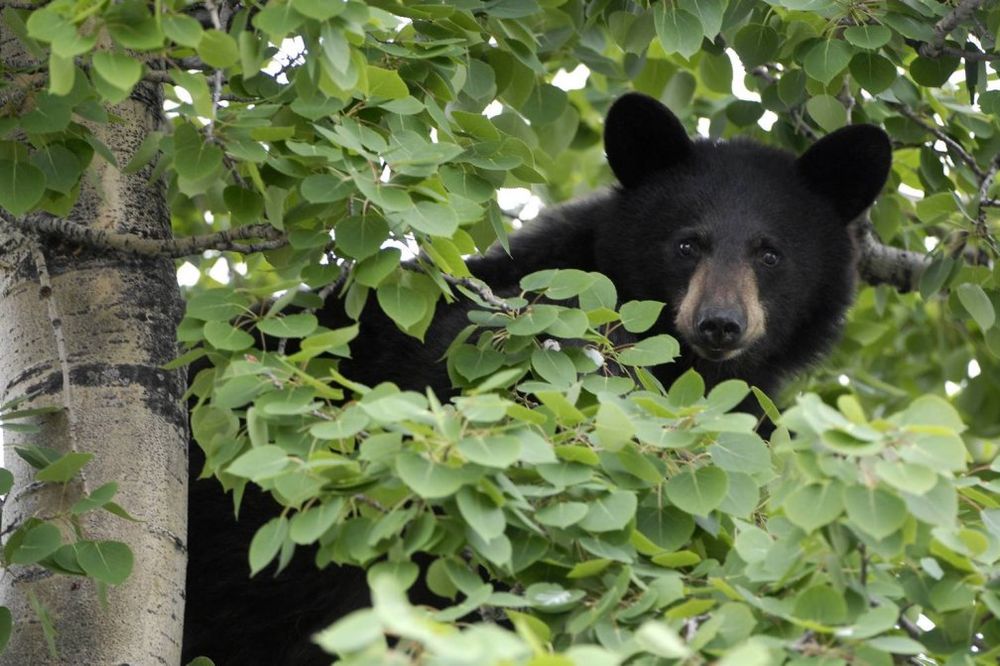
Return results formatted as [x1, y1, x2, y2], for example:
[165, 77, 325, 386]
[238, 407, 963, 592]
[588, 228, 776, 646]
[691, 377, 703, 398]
[203, 0, 223, 30]
[442, 274, 517, 313]
[891, 104, 985, 178]
[29, 241, 88, 493]
[0, 211, 288, 257]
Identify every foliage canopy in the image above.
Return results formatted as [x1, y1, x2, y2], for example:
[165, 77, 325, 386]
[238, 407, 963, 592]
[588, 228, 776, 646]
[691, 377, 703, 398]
[2, 0, 1000, 664]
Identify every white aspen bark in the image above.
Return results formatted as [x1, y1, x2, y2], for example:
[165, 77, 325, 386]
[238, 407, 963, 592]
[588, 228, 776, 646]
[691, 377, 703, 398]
[0, 36, 187, 665]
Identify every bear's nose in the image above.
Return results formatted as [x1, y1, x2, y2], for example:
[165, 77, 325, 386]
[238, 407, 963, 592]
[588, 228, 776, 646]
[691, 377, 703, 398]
[696, 307, 745, 349]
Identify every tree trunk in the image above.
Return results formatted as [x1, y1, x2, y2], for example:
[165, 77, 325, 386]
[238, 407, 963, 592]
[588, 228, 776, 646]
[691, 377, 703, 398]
[0, 36, 187, 665]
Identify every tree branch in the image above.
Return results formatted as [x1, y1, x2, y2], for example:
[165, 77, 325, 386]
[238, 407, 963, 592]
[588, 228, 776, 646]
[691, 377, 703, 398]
[0, 211, 288, 257]
[854, 219, 929, 293]
[443, 274, 518, 313]
[919, 0, 985, 58]
[976, 154, 1000, 249]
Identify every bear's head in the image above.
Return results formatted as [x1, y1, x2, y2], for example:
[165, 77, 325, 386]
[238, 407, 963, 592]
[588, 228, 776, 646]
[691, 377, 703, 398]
[597, 93, 892, 379]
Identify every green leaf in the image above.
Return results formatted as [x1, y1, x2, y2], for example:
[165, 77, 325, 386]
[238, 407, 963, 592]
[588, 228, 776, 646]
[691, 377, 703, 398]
[107, 3, 164, 50]
[198, 30, 240, 69]
[253, 2, 305, 40]
[314, 609, 381, 655]
[77, 540, 134, 585]
[396, 452, 475, 498]
[257, 313, 318, 338]
[27, 9, 96, 57]
[249, 516, 288, 576]
[336, 215, 390, 260]
[793, 585, 848, 625]
[619, 300, 665, 333]
[222, 186, 264, 225]
[843, 24, 891, 50]
[31, 144, 82, 194]
[636, 506, 695, 551]
[678, 0, 725, 38]
[536, 501, 589, 528]
[458, 435, 521, 468]
[404, 201, 459, 237]
[705, 380, 750, 413]
[910, 56, 960, 87]
[843, 485, 907, 539]
[803, 40, 854, 85]
[665, 466, 728, 516]
[806, 95, 847, 132]
[531, 348, 576, 387]
[163, 15, 204, 47]
[377, 284, 427, 329]
[507, 305, 560, 336]
[456, 488, 505, 541]
[784, 483, 844, 532]
[92, 52, 143, 92]
[227, 445, 291, 481]
[875, 461, 938, 495]
[654, 4, 703, 59]
[901, 479, 957, 527]
[71, 482, 119, 515]
[203, 321, 255, 351]
[733, 24, 779, 69]
[173, 124, 222, 180]
[21, 93, 72, 133]
[956, 283, 995, 330]
[594, 401, 636, 451]
[708, 433, 770, 474]
[187, 289, 250, 321]
[849, 52, 897, 94]
[11, 522, 62, 564]
[0, 468, 12, 495]
[579, 491, 638, 532]
[451, 345, 504, 381]
[48, 53, 75, 96]
[617, 335, 680, 367]
[0, 160, 46, 215]
[36, 452, 93, 483]
[366, 66, 409, 99]
[635, 620, 692, 659]
[292, 0, 347, 20]
[309, 407, 369, 439]
[865, 636, 926, 655]
[668, 369, 704, 407]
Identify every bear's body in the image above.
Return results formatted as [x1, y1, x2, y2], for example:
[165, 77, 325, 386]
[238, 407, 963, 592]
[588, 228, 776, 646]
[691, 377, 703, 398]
[183, 94, 892, 664]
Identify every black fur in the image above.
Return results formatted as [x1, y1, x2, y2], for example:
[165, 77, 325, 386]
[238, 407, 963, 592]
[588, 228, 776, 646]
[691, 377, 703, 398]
[183, 93, 892, 664]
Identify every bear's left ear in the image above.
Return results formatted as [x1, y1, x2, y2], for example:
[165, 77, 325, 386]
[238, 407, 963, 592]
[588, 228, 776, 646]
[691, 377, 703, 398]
[604, 92, 693, 188]
[796, 125, 892, 222]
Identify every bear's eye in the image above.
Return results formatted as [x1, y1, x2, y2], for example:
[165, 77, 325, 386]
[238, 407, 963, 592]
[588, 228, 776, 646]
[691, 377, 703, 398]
[677, 240, 699, 258]
[760, 250, 780, 267]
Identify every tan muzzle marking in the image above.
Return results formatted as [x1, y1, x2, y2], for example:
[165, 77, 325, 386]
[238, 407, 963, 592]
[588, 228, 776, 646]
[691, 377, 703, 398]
[674, 261, 766, 352]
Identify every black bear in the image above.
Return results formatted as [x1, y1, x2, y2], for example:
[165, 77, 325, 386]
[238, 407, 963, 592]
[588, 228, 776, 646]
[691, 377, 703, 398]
[183, 92, 892, 664]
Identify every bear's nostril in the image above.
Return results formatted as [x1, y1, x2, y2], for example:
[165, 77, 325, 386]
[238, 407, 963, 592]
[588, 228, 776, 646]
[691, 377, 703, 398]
[697, 311, 744, 348]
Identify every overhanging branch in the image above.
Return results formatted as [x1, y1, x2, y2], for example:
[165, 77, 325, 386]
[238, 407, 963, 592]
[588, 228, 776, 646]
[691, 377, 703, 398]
[0, 209, 940, 294]
[854, 220, 928, 293]
[0, 211, 288, 257]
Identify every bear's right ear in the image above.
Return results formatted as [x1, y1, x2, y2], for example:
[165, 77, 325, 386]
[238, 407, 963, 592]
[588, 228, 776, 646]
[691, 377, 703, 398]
[604, 93, 693, 188]
[796, 124, 892, 222]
